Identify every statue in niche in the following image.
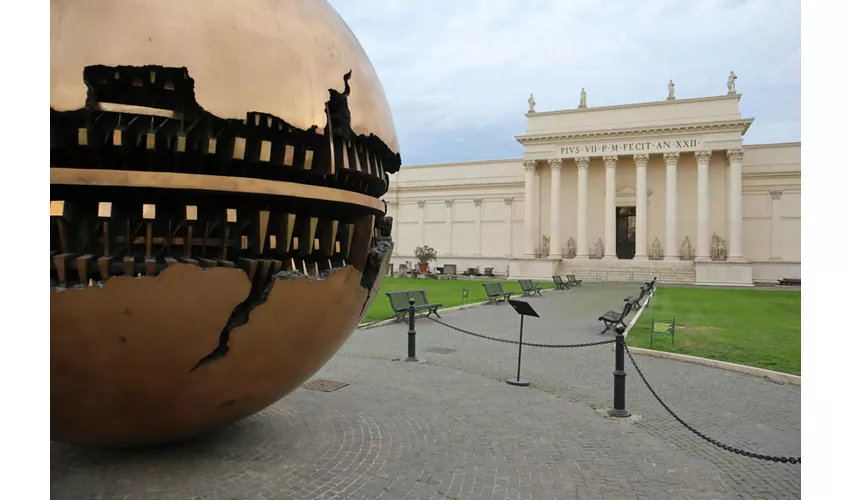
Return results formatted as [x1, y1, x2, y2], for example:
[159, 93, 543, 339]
[528, 93, 536, 113]
[578, 88, 587, 108]
[540, 235, 550, 256]
[727, 71, 737, 94]
[649, 238, 664, 260]
[565, 237, 577, 259]
[591, 238, 604, 259]
[710, 233, 728, 261]
[680, 237, 694, 261]
[667, 79, 676, 100]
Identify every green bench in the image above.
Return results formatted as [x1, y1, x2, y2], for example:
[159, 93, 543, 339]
[483, 283, 513, 304]
[518, 279, 542, 296]
[385, 290, 443, 322]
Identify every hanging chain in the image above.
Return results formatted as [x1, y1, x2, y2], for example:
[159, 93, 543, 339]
[428, 317, 616, 348]
[621, 339, 800, 464]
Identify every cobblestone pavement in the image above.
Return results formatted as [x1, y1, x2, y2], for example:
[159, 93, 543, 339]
[50, 284, 801, 500]
[54, 355, 738, 500]
[340, 284, 801, 499]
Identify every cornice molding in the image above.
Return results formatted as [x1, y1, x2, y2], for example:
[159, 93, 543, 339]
[515, 119, 754, 145]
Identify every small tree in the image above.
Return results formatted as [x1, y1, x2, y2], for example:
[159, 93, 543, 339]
[414, 245, 438, 263]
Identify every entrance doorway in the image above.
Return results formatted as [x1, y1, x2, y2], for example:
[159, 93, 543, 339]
[616, 206, 636, 259]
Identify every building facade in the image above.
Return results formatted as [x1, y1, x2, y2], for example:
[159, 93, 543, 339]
[384, 91, 800, 285]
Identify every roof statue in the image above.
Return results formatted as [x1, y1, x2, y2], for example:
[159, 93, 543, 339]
[528, 93, 536, 113]
[727, 71, 738, 94]
[578, 88, 587, 108]
[667, 79, 676, 100]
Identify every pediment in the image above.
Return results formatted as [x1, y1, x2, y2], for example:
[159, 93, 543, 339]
[616, 181, 652, 197]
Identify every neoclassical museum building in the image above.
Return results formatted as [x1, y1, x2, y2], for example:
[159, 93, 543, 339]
[383, 83, 800, 286]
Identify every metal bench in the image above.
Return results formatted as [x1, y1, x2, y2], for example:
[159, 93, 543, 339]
[778, 278, 800, 286]
[644, 277, 657, 291]
[566, 274, 583, 287]
[483, 283, 513, 304]
[518, 279, 542, 296]
[598, 300, 634, 334]
[552, 275, 569, 290]
[625, 286, 648, 310]
[385, 290, 443, 322]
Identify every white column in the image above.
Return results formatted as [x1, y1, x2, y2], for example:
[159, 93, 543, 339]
[473, 198, 483, 256]
[548, 158, 563, 257]
[444, 200, 453, 256]
[695, 151, 712, 261]
[575, 157, 590, 258]
[505, 197, 514, 257]
[387, 201, 399, 255]
[769, 190, 783, 261]
[663, 152, 679, 261]
[523, 160, 537, 257]
[633, 154, 649, 260]
[727, 149, 745, 262]
[533, 166, 542, 253]
[603, 156, 618, 259]
[417, 201, 426, 247]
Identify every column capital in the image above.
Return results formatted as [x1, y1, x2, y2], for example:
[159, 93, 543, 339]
[444, 199, 453, 207]
[770, 190, 783, 200]
[548, 158, 563, 171]
[633, 154, 649, 168]
[695, 150, 713, 163]
[386, 200, 399, 207]
[726, 149, 745, 162]
[523, 159, 538, 172]
[417, 200, 426, 208]
[575, 157, 591, 170]
[663, 152, 680, 164]
[473, 198, 483, 206]
[603, 156, 618, 169]
[504, 197, 514, 205]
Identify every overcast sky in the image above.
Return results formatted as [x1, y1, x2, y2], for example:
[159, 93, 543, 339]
[329, 0, 800, 165]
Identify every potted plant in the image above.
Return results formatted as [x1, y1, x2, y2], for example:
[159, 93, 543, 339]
[414, 245, 437, 274]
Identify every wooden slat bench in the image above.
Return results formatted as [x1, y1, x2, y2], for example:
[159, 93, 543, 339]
[385, 290, 443, 322]
[483, 283, 513, 304]
[566, 275, 583, 287]
[552, 275, 569, 290]
[625, 286, 648, 310]
[518, 279, 542, 296]
[598, 300, 635, 334]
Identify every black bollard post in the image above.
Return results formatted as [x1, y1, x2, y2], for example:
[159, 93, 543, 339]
[609, 324, 631, 417]
[405, 298, 418, 362]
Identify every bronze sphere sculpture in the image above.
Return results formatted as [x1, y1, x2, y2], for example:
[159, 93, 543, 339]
[50, 0, 398, 446]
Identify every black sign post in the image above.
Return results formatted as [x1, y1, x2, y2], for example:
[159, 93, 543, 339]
[505, 299, 539, 387]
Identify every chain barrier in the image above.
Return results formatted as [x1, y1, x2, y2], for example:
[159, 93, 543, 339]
[428, 316, 616, 349]
[621, 339, 800, 465]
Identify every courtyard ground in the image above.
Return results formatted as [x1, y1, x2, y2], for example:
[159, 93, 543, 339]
[361, 277, 555, 323]
[626, 287, 801, 375]
[51, 284, 801, 500]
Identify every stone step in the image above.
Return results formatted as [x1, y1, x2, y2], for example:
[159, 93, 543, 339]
[554, 264, 696, 284]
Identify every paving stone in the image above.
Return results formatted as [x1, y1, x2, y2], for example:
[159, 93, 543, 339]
[51, 284, 800, 499]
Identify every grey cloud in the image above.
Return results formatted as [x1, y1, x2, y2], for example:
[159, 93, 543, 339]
[330, 0, 800, 163]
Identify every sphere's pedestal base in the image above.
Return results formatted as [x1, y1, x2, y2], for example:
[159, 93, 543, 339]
[506, 378, 529, 387]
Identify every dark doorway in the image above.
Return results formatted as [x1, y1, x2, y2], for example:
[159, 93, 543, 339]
[616, 206, 636, 259]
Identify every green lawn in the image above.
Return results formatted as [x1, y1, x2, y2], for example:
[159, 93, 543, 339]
[627, 287, 801, 375]
[361, 277, 555, 324]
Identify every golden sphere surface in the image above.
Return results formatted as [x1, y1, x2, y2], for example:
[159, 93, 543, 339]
[50, 0, 397, 446]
